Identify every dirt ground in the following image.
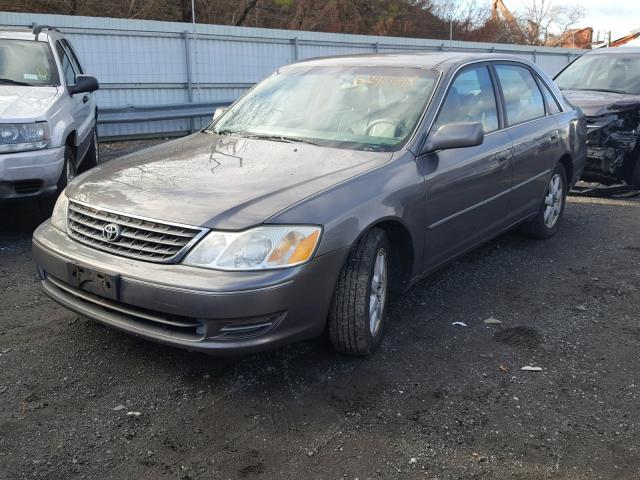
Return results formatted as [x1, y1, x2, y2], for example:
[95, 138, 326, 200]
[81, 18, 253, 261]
[1, 141, 639, 479]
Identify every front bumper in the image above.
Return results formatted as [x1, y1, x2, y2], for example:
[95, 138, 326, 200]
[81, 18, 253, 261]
[0, 146, 64, 199]
[33, 221, 347, 354]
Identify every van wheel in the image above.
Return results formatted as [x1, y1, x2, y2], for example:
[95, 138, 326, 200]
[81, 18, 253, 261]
[58, 144, 77, 192]
[80, 127, 99, 173]
[520, 163, 567, 239]
[329, 228, 390, 356]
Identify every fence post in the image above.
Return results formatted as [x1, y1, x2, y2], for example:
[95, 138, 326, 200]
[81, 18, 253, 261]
[183, 30, 195, 133]
[292, 37, 299, 61]
[533, 49, 537, 63]
[374, 42, 379, 53]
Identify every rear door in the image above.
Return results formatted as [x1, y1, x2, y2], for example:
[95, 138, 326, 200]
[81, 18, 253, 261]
[493, 63, 561, 222]
[421, 64, 513, 271]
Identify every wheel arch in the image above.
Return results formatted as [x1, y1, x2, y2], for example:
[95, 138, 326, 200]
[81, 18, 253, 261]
[356, 217, 416, 293]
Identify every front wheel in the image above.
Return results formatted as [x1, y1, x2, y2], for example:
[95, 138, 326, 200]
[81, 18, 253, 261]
[328, 228, 390, 356]
[520, 163, 567, 239]
[79, 126, 99, 173]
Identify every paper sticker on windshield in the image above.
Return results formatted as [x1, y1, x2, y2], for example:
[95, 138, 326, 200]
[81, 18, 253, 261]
[24, 73, 39, 81]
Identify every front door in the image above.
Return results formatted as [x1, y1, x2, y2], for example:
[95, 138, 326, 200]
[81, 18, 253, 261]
[420, 64, 513, 271]
[56, 40, 93, 162]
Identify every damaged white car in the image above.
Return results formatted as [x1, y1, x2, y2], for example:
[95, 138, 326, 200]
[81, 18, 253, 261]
[555, 48, 640, 187]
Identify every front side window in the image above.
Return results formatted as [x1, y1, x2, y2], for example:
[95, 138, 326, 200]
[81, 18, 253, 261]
[62, 40, 84, 74]
[209, 65, 439, 151]
[496, 64, 545, 126]
[555, 53, 640, 95]
[56, 42, 77, 86]
[0, 39, 60, 86]
[433, 66, 499, 134]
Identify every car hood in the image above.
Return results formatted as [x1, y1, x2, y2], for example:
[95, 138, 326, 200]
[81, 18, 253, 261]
[0, 85, 60, 121]
[562, 89, 640, 117]
[67, 132, 393, 229]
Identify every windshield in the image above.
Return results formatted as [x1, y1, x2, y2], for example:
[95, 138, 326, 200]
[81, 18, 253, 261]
[555, 53, 640, 95]
[209, 65, 439, 151]
[0, 39, 60, 86]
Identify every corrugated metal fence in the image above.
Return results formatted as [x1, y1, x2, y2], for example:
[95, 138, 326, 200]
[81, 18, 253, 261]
[0, 12, 587, 140]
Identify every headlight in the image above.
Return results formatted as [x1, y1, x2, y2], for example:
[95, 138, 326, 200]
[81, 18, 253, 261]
[184, 225, 322, 271]
[0, 122, 49, 153]
[50, 191, 69, 232]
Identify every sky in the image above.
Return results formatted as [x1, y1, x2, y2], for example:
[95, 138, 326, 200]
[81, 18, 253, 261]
[504, 0, 639, 43]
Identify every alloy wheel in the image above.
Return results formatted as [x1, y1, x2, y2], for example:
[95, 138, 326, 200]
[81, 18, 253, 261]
[369, 248, 388, 336]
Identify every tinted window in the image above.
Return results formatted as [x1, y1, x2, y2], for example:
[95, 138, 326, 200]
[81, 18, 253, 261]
[56, 42, 76, 86]
[538, 77, 561, 114]
[434, 66, 499, 133]
[496, 65, 545, 125]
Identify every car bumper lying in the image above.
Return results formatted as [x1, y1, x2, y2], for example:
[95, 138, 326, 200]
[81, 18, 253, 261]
[0, 146, 64, 199]
[32, 221, 347, 354]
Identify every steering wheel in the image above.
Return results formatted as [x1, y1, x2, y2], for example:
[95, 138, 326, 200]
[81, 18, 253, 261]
[365, 118, 401, 137]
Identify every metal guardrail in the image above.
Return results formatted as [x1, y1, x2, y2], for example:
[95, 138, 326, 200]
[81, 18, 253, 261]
[97, 101, 232, 125]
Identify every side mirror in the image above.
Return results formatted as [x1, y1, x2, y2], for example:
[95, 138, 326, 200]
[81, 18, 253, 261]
[68, 75, 99, 95]
[421, 122, 484, 154]
[212, 107, 227, 121]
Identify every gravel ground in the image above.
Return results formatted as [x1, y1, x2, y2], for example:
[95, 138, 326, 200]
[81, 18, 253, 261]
[1, 140, 639, 479]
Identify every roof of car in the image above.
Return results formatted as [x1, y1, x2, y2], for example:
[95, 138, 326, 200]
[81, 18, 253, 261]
[287, 52, 537, 71]
[0, 26, 58, 41]
[586, 47, 640, 55]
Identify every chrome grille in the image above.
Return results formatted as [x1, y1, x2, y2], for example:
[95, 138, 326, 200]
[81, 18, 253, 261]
[67, 201, 206, 263]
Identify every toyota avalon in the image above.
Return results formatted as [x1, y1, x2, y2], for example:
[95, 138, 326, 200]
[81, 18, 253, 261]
[32, 53, 586, 356]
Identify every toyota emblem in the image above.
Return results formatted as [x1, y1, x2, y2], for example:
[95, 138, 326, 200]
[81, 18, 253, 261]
[102, 223, 121, 242]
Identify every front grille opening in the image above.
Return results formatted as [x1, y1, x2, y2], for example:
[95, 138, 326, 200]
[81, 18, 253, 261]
[14, 179, 43, 195]
[67, 200, 205, 263]
[47, 275, 205, 341]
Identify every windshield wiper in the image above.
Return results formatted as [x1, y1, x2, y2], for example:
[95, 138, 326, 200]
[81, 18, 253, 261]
[244, 134, 319, 146]
[571, 88, 631, 95]
[0, 78, 33, 86]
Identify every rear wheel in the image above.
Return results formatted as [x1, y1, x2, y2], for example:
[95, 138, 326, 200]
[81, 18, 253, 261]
[520, 163, 567, 239]
[328, 228, 390, 356]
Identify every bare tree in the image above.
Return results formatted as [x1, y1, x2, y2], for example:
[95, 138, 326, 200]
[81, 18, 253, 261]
[518, 0, 585, 46]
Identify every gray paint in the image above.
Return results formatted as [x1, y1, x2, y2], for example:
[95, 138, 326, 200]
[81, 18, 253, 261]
[33, 53, 586, 354]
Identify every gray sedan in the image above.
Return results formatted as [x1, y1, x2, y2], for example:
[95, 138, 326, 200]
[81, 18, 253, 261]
[32, 53, 586, 356]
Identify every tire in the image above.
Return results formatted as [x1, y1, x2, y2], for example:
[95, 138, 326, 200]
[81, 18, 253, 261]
[630, 159, 640, 189]
[329, 228, 390, 356]
[520, 163, 567, 239]
[37, 144, 76, 216]
[79, 126, 99, 173]
[57, 144, 77, 193]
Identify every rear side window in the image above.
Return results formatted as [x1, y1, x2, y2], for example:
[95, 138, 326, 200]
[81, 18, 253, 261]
[434, 66, 499, 134]
[495, 65, 545, 125]
[537, 77, 562, 114]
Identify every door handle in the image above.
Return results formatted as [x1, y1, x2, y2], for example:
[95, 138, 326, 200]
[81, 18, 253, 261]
[82, 95, 89, 104]
[494, 154, 510, 164]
